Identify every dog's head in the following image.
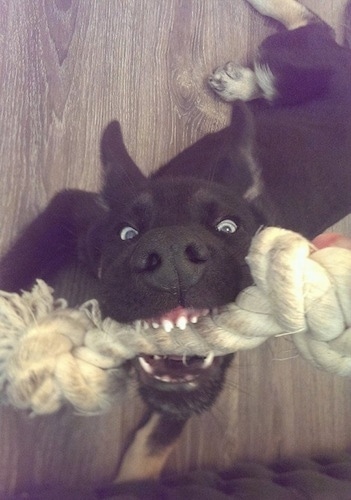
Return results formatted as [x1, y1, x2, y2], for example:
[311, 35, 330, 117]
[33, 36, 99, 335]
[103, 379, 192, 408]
[87, 103, 268, 418]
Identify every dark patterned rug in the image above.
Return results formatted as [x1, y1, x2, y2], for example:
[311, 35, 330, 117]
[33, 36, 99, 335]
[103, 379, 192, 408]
[8, 452, 351, 499]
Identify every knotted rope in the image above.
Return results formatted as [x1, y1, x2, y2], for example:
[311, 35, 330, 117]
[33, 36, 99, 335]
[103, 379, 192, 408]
[1, 227, 350, 415]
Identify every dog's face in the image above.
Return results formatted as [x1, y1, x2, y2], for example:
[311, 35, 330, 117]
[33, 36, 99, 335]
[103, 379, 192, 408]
[89, 107, 266, 418]
[99, 177, 258, 321]
[98, 177, 260, 417]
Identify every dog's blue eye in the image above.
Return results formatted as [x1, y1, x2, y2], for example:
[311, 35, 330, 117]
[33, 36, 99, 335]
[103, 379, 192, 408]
[120, 226, 139, 240]
[216, 219, 238, 234]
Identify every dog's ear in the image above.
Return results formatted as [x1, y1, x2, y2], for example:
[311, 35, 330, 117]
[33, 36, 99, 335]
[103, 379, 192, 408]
[100, 121, 147, 209]
[156, 101, 261, 200]
[213, 100, 262, 200]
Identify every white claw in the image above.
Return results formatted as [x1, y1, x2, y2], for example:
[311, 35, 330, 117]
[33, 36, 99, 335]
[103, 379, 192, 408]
[202, 352, 215, 369]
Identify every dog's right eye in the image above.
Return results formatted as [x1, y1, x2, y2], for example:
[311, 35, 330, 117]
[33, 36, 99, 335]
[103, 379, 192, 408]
[120, 226, 139, 240]
[216, 218, 238, 234]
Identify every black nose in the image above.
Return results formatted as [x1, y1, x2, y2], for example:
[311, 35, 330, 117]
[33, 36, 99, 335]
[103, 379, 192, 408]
[130, 227, 211, 292]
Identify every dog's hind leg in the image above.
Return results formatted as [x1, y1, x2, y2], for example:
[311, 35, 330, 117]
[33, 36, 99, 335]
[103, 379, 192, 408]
[245, 0, 320, 30]
[209, 1, 334, 104]
[115, 413, 187, 483]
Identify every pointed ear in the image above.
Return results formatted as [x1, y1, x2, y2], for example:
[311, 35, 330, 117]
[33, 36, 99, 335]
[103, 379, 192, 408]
[156, 101, 261, 200]
[229, 99, 254, 148]
[212, 100, 262, 200]
[100, 121, 146, 209]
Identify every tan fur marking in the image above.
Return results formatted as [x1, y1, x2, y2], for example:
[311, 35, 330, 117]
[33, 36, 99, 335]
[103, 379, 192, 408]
[246, 0, 315, 30]
[115, 413, 177, 483]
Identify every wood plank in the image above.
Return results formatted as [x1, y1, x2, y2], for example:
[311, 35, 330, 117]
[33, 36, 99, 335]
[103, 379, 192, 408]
[0, 0, 350, 493]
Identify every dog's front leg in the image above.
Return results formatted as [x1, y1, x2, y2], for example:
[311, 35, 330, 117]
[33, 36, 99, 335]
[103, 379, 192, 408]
[0, 189, 104, 292]
[115, 412, 187, 483]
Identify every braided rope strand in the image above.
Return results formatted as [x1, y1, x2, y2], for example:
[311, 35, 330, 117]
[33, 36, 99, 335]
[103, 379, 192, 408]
[0, 227, 350, 415]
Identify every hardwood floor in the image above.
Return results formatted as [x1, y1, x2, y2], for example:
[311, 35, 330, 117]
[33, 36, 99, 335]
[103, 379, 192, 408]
[0, 0, 350, 494]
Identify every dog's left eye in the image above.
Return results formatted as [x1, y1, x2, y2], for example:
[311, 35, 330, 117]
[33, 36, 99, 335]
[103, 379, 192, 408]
[120, 226, 139, 240]
[216, 218, 238, 234]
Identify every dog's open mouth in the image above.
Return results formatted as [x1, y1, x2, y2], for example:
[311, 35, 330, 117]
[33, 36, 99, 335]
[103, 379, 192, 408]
[135, 306, 220, 388]
[137, 352, 215, 385]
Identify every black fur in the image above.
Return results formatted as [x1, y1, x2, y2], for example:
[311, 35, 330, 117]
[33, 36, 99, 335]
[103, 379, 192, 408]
[1, 3, 351, 436]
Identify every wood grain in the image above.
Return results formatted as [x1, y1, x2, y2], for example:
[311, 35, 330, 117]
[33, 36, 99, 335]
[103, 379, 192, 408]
[0, 0, 350, 494]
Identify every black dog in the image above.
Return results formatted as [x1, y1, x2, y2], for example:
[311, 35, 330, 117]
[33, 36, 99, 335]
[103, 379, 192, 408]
[1, 0, 351, 481]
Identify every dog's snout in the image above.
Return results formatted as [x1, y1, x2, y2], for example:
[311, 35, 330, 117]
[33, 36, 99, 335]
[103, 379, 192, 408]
[130, 229, 210, 292]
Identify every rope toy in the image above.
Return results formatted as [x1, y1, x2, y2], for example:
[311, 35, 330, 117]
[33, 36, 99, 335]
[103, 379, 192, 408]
[1, 227, 350, 415]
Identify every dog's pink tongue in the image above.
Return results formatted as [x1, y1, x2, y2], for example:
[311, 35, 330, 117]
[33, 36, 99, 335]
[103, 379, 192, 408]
[313, 233, 351, 250]
[158, 306, 191, 322]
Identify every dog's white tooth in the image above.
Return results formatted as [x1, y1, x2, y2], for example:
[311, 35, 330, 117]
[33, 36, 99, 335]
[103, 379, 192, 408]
[162, 320, 174, 333]
[138, 356, 154, 374]
[176, 316, 188, 330]
[190, 316, 198, 324]
[202, 351, 215, 369]
[155, 374, 172, 383]
[152, 322, 160, 329]
[153, 355, 162, 360]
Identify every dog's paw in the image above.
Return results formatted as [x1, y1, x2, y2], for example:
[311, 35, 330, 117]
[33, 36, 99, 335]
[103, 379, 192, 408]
[208, 63, 261, 102]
